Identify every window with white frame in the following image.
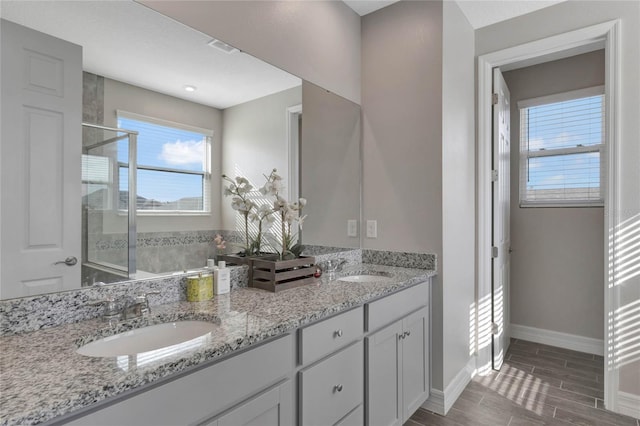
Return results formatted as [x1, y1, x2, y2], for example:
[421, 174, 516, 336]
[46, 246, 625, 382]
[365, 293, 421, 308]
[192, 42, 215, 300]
[518, 86, 605, 207]
[117, 111, 212, 213]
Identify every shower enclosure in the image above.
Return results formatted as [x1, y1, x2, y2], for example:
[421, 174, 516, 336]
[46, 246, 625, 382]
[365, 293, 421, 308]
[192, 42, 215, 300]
[81, 123, 137, 285]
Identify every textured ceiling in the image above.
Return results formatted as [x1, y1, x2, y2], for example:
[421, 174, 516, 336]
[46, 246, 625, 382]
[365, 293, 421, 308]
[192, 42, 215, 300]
[1, 0, 568, 111]
[455, 0, 566, 29]
[0, 0, 301, 110]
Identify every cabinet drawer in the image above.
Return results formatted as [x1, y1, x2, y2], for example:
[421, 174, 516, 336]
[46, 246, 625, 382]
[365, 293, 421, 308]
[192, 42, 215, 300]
[299, 341, 363, 426]
[366, 281, 428, 332]
[335, 405, 363, 426]
[299, 306, 363, 365]
[215, 380, 292, 426]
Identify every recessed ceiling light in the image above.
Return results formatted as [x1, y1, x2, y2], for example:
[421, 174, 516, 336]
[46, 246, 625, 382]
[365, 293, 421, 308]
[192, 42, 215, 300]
[207, 38, 239, 54]
[183, 85, 197, 92]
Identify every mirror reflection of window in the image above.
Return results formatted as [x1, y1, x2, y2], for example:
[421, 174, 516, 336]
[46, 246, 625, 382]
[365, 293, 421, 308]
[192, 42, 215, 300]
[117, 112, 213, 213]
[82, 154, 112, 210]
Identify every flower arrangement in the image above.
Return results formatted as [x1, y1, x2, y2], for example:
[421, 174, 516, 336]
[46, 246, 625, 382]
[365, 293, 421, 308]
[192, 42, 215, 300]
[222, 169, 307, 261]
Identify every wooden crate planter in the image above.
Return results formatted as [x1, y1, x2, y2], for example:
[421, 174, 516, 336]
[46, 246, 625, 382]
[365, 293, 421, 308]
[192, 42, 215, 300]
[216, 254, 252, 266]
[249, 255, 318, 292]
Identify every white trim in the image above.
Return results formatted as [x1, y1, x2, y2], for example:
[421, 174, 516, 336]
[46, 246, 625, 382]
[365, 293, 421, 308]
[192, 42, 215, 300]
[476, 19, 619, 410]
[286, 104, 302, 203]
[511, 324, 604, 356]
[421, 389, 445, 415]
[421, 356, 476, 416]
[602, 19, 621, 413]
[617, 392, 640, 419]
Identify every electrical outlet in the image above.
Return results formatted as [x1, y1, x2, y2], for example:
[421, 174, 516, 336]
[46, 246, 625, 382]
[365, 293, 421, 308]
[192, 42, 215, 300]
[366, 220, 377, 238]
[347, 220, 358, 237]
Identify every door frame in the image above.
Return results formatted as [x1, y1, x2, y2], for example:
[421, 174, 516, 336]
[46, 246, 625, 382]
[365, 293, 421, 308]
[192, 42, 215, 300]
[476, 20, 620, 410]
[286, 104, 302, 203]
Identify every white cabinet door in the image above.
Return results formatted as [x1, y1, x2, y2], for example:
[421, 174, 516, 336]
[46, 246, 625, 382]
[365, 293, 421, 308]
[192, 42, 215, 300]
[366, 306, 430, 426]
[216, 381, 292, 426]
[366, 320, 402, 426]
[1, 19, 82, 298]
[401, 307, 429, 422]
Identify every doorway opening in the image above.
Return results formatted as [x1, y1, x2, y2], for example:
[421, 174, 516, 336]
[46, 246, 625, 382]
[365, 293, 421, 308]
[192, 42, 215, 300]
[477, 20, 621, 411]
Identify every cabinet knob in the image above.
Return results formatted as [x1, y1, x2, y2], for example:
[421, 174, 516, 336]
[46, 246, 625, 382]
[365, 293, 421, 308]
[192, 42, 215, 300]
[399, 334, 404, 340]
[404, 331, 411, 338]
[334, 329, 343, 338]
[334, 384, 343, 393]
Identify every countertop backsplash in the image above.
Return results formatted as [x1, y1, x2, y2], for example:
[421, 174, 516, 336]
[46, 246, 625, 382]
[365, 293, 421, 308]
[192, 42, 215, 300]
[0, 247, 434, 336]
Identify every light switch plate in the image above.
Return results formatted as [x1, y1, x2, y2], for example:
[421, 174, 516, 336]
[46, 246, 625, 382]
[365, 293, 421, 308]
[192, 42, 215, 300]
[347, 220, 358, 237]
[366, 220, 377, 238]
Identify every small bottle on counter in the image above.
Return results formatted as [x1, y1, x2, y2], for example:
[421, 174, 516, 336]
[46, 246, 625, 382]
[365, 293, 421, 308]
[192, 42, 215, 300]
[214, 261, 230, 295]
[206, 258, 216, 269]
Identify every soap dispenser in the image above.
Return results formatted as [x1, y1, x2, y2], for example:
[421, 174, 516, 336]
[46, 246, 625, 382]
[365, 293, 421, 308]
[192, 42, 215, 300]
[214, 261, 230, 295]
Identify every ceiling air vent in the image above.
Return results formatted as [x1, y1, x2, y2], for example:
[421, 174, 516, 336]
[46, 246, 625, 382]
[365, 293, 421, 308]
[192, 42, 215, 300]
[207, 38, 239, 54]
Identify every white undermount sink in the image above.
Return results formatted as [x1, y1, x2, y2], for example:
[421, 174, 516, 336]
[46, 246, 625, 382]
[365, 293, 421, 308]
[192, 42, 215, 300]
[338, 273, 394, 283]
[77, 321, 218, 357]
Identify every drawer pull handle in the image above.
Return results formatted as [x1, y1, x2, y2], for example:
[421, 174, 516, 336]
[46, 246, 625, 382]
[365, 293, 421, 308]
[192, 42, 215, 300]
[334, 384, 343, 393]
[334, 329, 343, 338]
[399, 331, 411, 340]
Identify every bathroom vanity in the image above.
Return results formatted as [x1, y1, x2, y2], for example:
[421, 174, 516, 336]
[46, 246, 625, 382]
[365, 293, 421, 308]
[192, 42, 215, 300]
[0, 265, 434, 426]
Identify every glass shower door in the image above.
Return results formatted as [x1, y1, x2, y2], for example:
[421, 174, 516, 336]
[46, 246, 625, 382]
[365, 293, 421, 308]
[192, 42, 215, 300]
[81, 123, 137, 285]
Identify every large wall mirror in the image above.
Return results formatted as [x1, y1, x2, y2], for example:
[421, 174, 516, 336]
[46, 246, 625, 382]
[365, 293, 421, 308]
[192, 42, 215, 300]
[0, 0, 361, 299]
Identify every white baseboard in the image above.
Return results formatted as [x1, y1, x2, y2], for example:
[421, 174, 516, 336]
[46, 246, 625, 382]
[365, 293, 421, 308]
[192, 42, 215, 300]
[511, 324, 604, 356]
[422, 388, 445, 415]
[422, 357, 475, 415]
[617, 392, 640, 419]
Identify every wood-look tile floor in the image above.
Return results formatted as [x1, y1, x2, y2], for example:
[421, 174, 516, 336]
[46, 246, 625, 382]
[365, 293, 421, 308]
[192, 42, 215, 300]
[407, 339, 640, 426]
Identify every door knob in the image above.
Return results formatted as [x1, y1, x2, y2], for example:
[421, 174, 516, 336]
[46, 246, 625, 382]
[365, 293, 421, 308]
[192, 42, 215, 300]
[54, 256, 77, 266]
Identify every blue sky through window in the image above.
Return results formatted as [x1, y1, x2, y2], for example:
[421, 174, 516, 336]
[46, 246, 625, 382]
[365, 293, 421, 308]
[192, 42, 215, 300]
[524, 95, 603, 192]
[117, 117, 208, 205]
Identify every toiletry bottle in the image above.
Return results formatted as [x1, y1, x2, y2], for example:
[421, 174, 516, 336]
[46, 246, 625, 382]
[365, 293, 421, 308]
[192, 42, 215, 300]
[214, 261, 230, 295]
[187, 272, 213, 301]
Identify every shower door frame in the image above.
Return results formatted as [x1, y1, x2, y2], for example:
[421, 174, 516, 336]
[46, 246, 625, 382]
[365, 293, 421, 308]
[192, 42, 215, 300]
[82, 122, 138, 278]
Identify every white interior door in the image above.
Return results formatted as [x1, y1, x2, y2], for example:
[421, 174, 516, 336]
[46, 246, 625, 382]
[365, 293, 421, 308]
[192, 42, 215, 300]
[1, 19, 82, 298]
[492, 67, 511, 369]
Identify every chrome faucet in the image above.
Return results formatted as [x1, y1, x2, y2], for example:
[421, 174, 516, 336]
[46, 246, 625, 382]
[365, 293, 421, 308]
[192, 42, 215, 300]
[122, 292, 160, 320]
[322, 258, 347, 273]
[89, 297, 120, 322]
[90, 291, 160, 321]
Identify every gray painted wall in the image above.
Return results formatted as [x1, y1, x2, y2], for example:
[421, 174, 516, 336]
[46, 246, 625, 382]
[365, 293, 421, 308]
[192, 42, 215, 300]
[301, 82, 361, 249]
[441, 0, 476, 389]
[103, 77, 224, 233]
[361, 0, 443, 256]
[362, 0, 477, 398]
[503, 50, 605, 340]
[477, 0, 640, 399]
[138, 0, 361, 104]
[221, 86, 302, 233]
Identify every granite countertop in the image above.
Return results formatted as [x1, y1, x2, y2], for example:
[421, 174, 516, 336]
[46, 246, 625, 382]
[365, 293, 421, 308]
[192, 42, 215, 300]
[0, 264, 435, 426]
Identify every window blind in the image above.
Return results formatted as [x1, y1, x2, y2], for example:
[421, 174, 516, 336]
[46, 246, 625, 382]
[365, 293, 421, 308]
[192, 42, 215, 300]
[116, 112, 212, 212]
[519, 87, 605, 207]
